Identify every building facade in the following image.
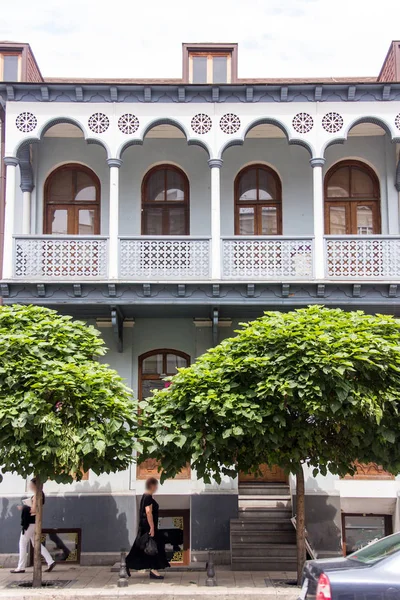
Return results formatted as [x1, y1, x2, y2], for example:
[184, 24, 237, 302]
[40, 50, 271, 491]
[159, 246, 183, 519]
[0, 40, 400, 568]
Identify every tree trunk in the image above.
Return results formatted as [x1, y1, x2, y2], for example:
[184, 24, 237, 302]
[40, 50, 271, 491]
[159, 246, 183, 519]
[32, 475, 43, 588]
[296, 465, 306, 585]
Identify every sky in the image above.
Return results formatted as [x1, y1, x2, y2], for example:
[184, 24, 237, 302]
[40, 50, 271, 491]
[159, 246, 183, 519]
[1, 0, 400, 80]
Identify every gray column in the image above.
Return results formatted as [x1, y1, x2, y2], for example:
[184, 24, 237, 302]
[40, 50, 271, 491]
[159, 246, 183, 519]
[208, 159, 223, 279]
[3, 157, 19, 279]
[310, 158, 325, 280]
[107, 158, 123, 279]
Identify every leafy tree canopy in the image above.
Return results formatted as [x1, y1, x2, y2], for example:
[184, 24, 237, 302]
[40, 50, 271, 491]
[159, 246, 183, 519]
[138, 306, 400, 482]
[0, 304, 139, 483]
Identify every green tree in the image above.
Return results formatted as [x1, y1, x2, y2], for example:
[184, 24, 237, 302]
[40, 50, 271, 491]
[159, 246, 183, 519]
[137, 306, 400, 582]
[0, 305, 138, 587]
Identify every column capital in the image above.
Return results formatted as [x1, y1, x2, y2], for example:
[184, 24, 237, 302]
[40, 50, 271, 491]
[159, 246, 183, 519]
[107, 158, 123, 168]
[208, 158, 223, 169]
[309, 158, 325, 168]
[4, 156, 19, 167]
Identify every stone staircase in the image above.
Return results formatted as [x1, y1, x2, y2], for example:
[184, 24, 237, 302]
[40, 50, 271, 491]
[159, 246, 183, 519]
[230, 482, 297, 571]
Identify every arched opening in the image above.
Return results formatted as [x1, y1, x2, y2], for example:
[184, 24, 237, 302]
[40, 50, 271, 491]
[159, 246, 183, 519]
[137, 349, 191, 483]
[234, 164, 282, 235]
[324, 160, 381, 235]
[141, 165, 189, 235]
[44, 164, 101, 235]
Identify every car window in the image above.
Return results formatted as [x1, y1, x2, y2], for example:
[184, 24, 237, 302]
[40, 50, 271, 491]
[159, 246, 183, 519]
[348, 532, 400, 565]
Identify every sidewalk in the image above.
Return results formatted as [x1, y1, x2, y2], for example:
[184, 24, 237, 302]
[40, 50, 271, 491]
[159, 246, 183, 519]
[0, 565, 300, 600]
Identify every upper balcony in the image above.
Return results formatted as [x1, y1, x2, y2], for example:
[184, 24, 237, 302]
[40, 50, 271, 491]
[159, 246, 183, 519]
[3, 103, 400, 292]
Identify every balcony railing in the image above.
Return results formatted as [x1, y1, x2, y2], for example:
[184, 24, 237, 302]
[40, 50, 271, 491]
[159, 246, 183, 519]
[325, 236, 400, 279]
[13, 235, 108, 279]
[119, 236, 211, 280]
[222, 236, 314, 280]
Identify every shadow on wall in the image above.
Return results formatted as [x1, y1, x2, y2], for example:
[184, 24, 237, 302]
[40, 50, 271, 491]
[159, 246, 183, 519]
[293, 478, 342, 558]
[0, 481, 135, 557]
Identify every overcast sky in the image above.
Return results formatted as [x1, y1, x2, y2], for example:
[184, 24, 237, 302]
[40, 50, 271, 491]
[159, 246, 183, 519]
[1, 0, 399, 79]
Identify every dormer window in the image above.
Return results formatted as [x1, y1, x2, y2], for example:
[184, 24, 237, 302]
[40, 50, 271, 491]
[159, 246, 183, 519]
[1, 53, 20, 81]
[183, 43, 238, 84]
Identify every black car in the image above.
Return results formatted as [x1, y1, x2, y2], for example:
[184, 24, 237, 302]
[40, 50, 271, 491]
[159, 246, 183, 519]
[299, 532, 400, 599]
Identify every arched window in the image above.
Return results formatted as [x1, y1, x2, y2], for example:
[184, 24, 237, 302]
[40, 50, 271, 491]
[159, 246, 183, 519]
[235, 165, 282, 235]
[142, 165, 189, 235]
[139, 349, 190, 400]
[324, 161, 381, 235]
[44, 164, 100, 235]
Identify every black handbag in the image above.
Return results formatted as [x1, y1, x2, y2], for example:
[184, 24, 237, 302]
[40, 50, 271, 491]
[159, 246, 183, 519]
[138, 532, 158, 556]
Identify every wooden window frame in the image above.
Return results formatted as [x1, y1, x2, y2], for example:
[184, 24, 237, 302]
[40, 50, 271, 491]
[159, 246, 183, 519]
[341, 513, 393, 556]
[324, 160, 381, 235]
[188, 52, 232, 84]
[141, 165, 190, 236]
[234, 164, 282, 236]
[44, 164, 101, 235]
[182, 43, 238, 84]
[0, 52, 21, 81]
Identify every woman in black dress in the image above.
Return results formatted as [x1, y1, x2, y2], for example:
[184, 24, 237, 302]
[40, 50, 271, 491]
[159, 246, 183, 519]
[126, 477, 170, 579]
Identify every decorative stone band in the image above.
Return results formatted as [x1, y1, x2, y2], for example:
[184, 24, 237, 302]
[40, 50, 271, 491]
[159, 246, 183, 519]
[18, 146, 34, 193]
[106, 158, 123, 169]
[208, 159, 223, 169]
[309, 157, 326, 168]
[4, 156, 19, 167]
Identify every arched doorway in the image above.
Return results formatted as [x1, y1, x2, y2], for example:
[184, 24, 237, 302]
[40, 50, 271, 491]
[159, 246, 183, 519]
[137, 349, 191, 481]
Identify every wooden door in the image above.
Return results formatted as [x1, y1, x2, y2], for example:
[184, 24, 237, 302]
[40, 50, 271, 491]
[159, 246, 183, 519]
[239, 464, 288, 483]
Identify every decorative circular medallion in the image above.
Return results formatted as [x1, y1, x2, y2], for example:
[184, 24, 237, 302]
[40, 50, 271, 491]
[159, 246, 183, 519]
[15, 112, 37, 133]
[88, 113, 109, 134]
[220, 113, 241, 134]
[322, 112, 344, 133]
[292, 112, 314, 134]
[191, 113, 212, 135]
[395, 113, 400, 131]
[118, 113, 139, 135]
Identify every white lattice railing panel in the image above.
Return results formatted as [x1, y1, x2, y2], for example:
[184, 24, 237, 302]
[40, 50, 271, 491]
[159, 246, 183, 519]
[119, 237, 211, 279]
[325, 236, 400, 279]
[222, 237, 314, 279]
[14, 236, 108, 279]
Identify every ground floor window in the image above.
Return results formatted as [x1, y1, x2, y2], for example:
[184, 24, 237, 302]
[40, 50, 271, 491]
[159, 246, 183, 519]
[342, 514, 392, 555]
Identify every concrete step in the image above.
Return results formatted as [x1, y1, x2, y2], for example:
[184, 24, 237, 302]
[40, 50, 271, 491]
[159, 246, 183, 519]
[231, 556, 297, 571]
[231, 530, 296, 544]
[230, 518, 295, 532]
[231, 543, 297, 559]
[238, 507, 292, 519]
[239, 484, 290, 496]
[238, 496, 291, 509]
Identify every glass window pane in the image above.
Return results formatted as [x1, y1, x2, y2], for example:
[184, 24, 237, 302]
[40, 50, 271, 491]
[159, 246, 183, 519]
[141, 379, 166, 398]
[329, 205, 347, 235]
[50, 209, 68, 234]
[259, 169, 278, 201]
[78, 209, 95, 235]
[168, 207, 187, 235]
[238, 169, 257, 201]
[75, 171, 97, 201]
[352, 168, 375, 197]
[3, 55, 18, 81]
[357, 205, 374, 235]
[261, 206, 278, 235]
[327, 167, 350, 198]
[345, 516, 386, 554]
[192, 56, 207, 83]
[48, 170, 73, 203]
[238, 207, 255, 235]
[147, 171, 165, 202]
[166, 170, 185, 201]
[143, 208, 163, 235]
[142, 354, 163, 375]
[166, 353, 188, 374]
[213, 56, 227, 83]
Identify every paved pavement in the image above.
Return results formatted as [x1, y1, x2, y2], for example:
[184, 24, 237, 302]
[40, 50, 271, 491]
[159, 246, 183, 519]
[0, 565, 300, 599]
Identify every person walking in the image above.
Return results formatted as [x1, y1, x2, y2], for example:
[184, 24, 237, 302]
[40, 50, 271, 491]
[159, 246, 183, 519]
[10, 478, 56, 574]
[126, 477, 170, 579]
